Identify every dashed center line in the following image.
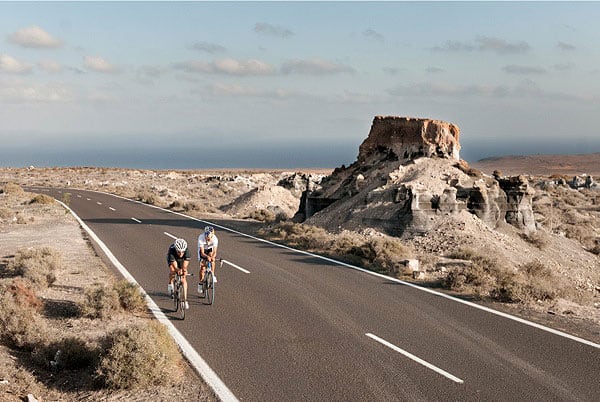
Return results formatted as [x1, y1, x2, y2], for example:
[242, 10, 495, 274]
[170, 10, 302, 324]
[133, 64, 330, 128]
[366, 333, 464, 384]
[109, 207, 116, 211]
[164, 231, 177, 239]
[86, 198, 91, 201]
[77, 195, 81, 198]
[97, 202, 102, 205]
[222, 259, 250, 274]
[131, 217, 142, 223]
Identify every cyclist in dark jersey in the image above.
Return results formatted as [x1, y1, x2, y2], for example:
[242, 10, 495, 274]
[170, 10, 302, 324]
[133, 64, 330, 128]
[167, 238, 190, 309]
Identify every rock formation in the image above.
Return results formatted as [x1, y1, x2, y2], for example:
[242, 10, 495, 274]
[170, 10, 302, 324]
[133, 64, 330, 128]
[299, 116, 536, 236]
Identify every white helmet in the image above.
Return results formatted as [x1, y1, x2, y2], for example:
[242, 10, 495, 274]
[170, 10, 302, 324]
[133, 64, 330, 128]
[174, 238, 187, 252]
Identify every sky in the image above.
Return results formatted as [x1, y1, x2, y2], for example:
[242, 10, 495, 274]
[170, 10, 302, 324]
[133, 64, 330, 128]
[1, 1, 599, 169]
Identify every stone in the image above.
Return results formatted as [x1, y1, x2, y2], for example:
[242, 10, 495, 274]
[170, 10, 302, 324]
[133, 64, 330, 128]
[402, 259, 420, 274]
[358, 116, 461, 163]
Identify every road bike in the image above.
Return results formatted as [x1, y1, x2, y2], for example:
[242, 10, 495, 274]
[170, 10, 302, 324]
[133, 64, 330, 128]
[200, 259, 222, 305]
[173, 271, 192, 320]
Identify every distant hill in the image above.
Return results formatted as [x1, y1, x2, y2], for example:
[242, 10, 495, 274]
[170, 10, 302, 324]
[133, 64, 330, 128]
[471, 153, 600, 176]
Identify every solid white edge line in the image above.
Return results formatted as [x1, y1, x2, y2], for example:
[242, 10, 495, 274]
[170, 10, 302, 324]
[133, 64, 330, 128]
[75, 188, 600, 350]
[222, 259, 251, 274]
[366, 333, 464, 384]
[55, 199, 239, 402]
[131, 217, 142, 223]
[164, 231, 177, 240]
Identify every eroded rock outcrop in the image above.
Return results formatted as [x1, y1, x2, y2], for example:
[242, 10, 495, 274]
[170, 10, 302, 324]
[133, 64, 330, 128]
[299, 116, 536, 236]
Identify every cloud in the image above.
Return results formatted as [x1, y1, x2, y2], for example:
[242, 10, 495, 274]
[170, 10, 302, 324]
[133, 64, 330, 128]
[0, 78, 71, 103]
[189, 41, 226, 54]
[557, 41, 576, 51]
[0, 54, 33, 74]
[552, 62, 575, 72]
[426, 67, 445, 74]
[84, 56, 118, 73]
[388, 82, 510, 98]
[7, 25, 63, 48]
[476, 36, 530, 54]
[433, 36, 530, 54]
[38, 60, 63, 73]
[254, 22, 294, 38]
[433, 40, 475, 52]
[502, 65, 547, 75]
[207, 82, 298, 99]
[281, 58, 354, 75]
[174, 58, 275, 76]
[388, 80, 593, 103]
[382, 66, 405, 76]
[363, 29, 384, 42]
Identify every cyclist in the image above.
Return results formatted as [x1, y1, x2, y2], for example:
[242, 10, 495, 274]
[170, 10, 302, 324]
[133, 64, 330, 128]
[167, 238, 190, 309]
[197, 225, 219, 294]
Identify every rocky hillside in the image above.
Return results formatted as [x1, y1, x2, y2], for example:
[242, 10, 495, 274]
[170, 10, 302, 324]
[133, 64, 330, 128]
[299, 116, 599, 323]
[472, 153, 600, 176]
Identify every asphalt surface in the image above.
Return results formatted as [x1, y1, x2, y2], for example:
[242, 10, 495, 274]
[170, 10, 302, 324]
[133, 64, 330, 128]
[31, 187, 600, 401]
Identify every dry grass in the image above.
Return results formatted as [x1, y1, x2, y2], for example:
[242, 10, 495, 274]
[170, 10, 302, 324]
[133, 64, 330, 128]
[444, 249, 565, 303]
[260, 222, 412, 274]
[97, 321, 183, 390]
[113, 280, 147, 313]
[0, 182, 25, 195]
[81, 284, 121, 319]
[29, 194, 55, 205]
[0, 280, 48, 350]
[10, 247, 61, 288]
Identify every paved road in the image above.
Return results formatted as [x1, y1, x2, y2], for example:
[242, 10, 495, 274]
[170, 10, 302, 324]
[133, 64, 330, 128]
[32, 187, 600, 401]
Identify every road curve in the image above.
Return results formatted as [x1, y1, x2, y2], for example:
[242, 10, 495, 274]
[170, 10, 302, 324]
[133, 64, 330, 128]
[31, 187, 600, 401]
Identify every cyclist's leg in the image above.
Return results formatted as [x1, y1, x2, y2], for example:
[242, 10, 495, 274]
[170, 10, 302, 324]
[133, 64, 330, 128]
[198, 260, 206, 293]
[168, 263, 176, 294]
[181, 268, 188, 301]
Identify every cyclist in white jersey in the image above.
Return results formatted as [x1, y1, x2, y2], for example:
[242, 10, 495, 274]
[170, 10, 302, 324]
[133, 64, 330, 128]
[198, 225, 219, 294]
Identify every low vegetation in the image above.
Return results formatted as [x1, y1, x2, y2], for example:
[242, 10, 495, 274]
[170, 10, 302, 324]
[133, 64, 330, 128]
[97, 321, 183, 389]
[29, 194, 55, 204]
[260, 222, 412, 274]
[10, 247, 61, 288]
[444, 248, 565, 303]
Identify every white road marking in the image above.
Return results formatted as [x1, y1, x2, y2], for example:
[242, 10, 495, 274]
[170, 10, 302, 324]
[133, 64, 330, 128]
[164, 231, 177, 240]
[131, 217, 142, 223]
[77, 194, 81, 198]
[86, 198, 91, 201]
[366, 333, 464, 384]
[56, 200, 238, 402]
[109, 207, 116, 211]
[87, 189, 600, 350]
[97, 202, 102, 205]
[222, 259, 250, 274]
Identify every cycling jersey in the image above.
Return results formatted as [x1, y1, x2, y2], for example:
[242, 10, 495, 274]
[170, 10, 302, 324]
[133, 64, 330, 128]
[167, 244, 191, 268]
[197, 232, 219, 260]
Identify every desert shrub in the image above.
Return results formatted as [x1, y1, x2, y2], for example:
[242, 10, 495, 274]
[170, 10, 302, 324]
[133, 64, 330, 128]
[261, 223, 411, 273]
[248, 208, 276, 222]
[10, 247, 61, 288]
[493, 261, 562, 303]
[520, 231, 548, 250]
[444, 248, 506, 294]
[1, 182, 24, 195]
[0, 207, 13, 220]
[33, 337, 99, 371]
[29, 194, 55, 204]
[113, 280, 146, 313]
[0, 282, 48, 350]
[169, 200, 183, 210]
[136, 191, 157, 205]
[97, 321, 183, 389]
[81, 284, 120, 319]
[183, 201, 202, 212]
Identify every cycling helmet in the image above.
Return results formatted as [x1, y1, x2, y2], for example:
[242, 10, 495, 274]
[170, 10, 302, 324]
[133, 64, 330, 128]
[204, 226, 214, 236]
[174, 238, 187, 252]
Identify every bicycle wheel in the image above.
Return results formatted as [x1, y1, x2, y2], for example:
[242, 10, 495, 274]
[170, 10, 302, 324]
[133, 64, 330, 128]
[179, 296, 186, 320]
[206, 272, 214, 305]
[173, 281, 179, 312]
